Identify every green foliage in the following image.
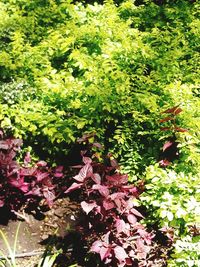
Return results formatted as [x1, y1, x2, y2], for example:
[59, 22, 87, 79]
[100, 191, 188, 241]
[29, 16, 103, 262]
[0, 0, 199, 167]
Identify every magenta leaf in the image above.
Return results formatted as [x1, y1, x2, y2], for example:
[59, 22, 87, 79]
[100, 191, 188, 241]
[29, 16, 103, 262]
[82, 156, 92, 164]
[130, 208, 144, 218]
[36, 161, 47, 167]
[92, 184, 109, 197]
[24, 152, 31, 165]
[91, 173, 101, 184]
[103, 199, 115, 210]
[163, 141, 174, 152]
[81, 201, 97, 214]
[127, 214, 137, 224]
[114, 246, 128, 262]
[8, 177, 29, 193]
[116, 219, 126, 233]
[35, 171, 49, 182]
[0, 199, 5, 207]
[159, 159, 170, 167]
[65, 182, 82, 193]
[90, 240, 103, 253]
[74, 164, 93, 182]
[99, 246, 111, 261]
[43, 187, 55, 207]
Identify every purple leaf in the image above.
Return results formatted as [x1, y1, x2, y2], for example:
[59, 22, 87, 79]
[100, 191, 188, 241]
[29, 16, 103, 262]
[159, 159, 170, 167]
[24, 152, 31, 165]
[64, 182, 82, 193]
[116, 219, 126, 233]
[90, 240, 102, 253]
[8, 177, 29, 193]
[99, 246, 111, 261]
[37, 161, 47, 167]
[74, 164, 93, 182]
[106, 174, 128, 185]
[82, 156, 92, 164]
[92, 184, 109, 197]
[110, 192, 126, 200]
[92, 142, 103, 149]
[127, 214, 137, 224]
[0, 199, 5, 207]
[25, 187, 41, 196]
[91, 173, 101, 184]
[43, 187, 55, 207]
[130, 208, 144, 218]
[81, 201, 97, 214]
[103, 199, 115, 210]
[114, 246, 128, 262]
[35, 171, 49, 182]
[163, 141, 173, 152]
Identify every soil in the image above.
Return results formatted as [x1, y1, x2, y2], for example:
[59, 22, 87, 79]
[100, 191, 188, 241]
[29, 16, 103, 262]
[0, 197, 81, 267]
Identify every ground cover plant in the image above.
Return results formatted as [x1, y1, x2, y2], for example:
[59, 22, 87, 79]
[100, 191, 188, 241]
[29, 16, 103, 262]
[0, 129, 63, 213]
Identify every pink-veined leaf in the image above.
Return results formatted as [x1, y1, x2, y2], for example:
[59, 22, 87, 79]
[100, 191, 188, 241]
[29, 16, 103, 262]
[35, 171, 49, 182]
[99, 246, 111, 261]
[114, 246, 128, 262]
[116, 219, 126, 233]
[81, 201, 97, 214]
[0, 199, 4, 207]
[43, 188, 55, 207]
[159, 159, 170, 167]
[163, 141, 174, 152]
[130, 208, 144, 218]
[103, 231, 110, 244]
[64, 182, 82, 193]
[110, 192, 126, 200]
[91, 173, 101, 184]
[82, 156, 92, 164]
[106, 174, 128, 185]
[90, 240, 103, 253]
[103, 199, 115, 210]
[73, 164, 93, 182]
[8, 177, 29, 193]
[92, 142, 103, 149]
[24, 152, 31, 164]
[36, 161, 47, 167]
[127, 214, 137, 224]
[92, 184, 109, 197]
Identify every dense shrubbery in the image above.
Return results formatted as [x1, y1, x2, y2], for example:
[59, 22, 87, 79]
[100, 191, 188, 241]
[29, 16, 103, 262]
[0, 0, 199, 265]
